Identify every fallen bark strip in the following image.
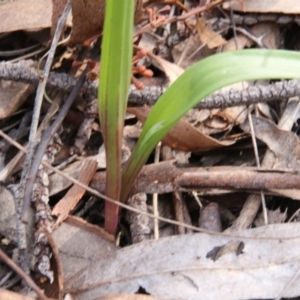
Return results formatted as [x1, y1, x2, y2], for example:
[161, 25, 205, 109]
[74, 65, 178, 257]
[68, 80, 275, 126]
[91, 161, 300, 195]
[52, 158, 98, 229]
[1, 60, 300, 110]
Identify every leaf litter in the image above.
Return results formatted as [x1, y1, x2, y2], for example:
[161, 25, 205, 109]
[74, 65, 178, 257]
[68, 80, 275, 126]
[66, 223, 300, 300]
[1, 1, 300, 300]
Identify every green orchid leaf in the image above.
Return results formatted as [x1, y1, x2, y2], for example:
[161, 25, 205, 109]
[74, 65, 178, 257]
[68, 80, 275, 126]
[121, 49, 300, 202]
[98, 0, 134, 234]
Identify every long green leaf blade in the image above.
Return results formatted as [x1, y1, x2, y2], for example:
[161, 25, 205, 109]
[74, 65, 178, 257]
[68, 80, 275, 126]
[121, 49, 300, 202]
[99, 0, 134, 234]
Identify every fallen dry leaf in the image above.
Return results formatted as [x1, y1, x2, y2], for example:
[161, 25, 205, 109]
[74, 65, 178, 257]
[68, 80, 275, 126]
[0, 184, 18, 242]
[0, 288, 36, 300]
[221, 34, 252, 52]
[0, 80, 34, 120]
[128, 106, 234, 152]
[52, 216, 117, 283]
[223, 0, 300, 14]
[66, 0, 144, 44]
[66, 223, 300, 300]
[256, 102, 275, 120]
[250, 22, 280, 49]
[214, 106, 247, 125]
[67, 0, 106, 44]
[196, 19, 226, 49]
[241, 114, 300, 200]
[241, 116, 300, 170]
[49, 149, 106, 196]
[172, 33, 214, 69]
[49, 160, 82, 196]
[95, 294, 163, 300]
[147, 53, 184, 86]
[254, 207, 287, 227]
[0, 0, 71, 34]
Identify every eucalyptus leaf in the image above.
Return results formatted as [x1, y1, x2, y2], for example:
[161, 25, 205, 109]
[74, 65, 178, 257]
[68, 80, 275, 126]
[66, 223, 300, 300]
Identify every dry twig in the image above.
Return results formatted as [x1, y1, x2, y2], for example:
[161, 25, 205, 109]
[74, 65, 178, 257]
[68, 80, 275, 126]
[0, 249, 49, 300]
[1, 61, 300, 110]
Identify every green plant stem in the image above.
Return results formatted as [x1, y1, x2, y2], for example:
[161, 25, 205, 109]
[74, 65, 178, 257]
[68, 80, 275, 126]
[98, 0, 134, 235]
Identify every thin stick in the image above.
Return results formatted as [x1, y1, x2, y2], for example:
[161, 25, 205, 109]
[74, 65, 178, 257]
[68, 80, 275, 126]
[1, 60, 300, 110]
[22, 67, 88, 223]
[153, 142, 161, 240]
[247, 111, 268, 225]
[1, 128, 300, 241]
[20, 0, 71, 222]
[0, 249, 49, 300]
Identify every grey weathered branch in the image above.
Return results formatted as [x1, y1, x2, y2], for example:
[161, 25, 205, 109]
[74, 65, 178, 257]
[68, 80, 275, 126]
[1, 60, 300, 109]
[212, 13, 300, 30]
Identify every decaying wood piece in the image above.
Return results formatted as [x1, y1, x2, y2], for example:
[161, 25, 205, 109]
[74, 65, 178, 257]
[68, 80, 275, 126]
[37, 226, 64, 299]
[126, 193, 151, 243]
[160, 145, 192, 235]
[199, 202, 222, 232]
[172, 191, 193, 234]
[32, 150, 54, 284]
